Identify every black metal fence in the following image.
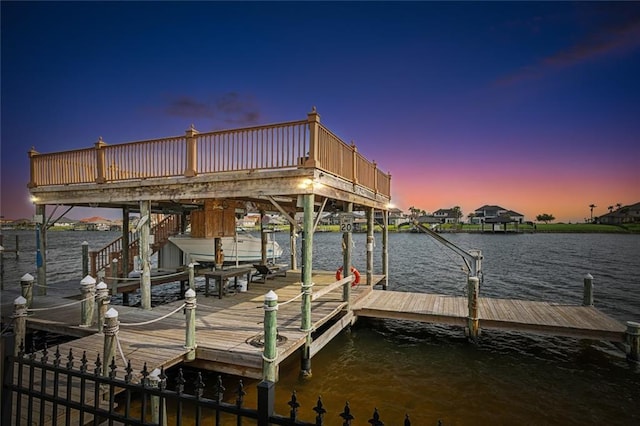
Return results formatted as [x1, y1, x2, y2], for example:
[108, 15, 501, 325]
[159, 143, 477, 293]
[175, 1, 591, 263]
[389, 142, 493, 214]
[2, 333, 435, 425]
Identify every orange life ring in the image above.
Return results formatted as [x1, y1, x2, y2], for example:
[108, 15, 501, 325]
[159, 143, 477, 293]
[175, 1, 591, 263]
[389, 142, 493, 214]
[336, 266, 361, 286]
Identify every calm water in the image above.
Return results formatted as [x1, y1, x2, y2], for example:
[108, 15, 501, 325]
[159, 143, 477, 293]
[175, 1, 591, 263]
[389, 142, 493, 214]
[1, 230, 639, 425]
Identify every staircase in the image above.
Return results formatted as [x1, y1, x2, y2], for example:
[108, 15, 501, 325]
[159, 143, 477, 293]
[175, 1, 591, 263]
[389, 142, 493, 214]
[89, 215, 182, 278]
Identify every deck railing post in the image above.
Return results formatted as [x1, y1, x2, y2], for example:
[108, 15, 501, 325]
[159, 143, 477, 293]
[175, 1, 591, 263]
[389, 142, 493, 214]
[103, 308, 119, 377]
[80, 275, 97, 327]
[184, 125, 198, 177]
[467, 276, 480, 339]
[626, 321, 640, 362]
[95, 137, 107, 183]
[13, 296, 27, 356]
[20, 273, 35, 308]
[262, 290, 278, 382]
[583, 273, 594, 306]
[351, 142, 358, 185]
[149, 368, 167, 426]
[305, 107, 320, 168]
[184, 289, 196, 361]
[82, 241, 89, 278]
[96, 281, 110, 334]
[28, 146, 40, 188]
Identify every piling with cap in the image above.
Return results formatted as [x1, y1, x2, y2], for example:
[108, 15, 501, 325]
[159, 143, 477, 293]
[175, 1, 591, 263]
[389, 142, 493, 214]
[583, 273, 594, 306]
[81, 241, 89, 278]
[184, 289, 197, 361]
[80, 275, 96, 327]
[13, 296, 28, 356]
[626, 321, 640, 362]
[149, 368, 167, 426]
[95, 281, 110, 334]
[103, 308, 119, 377]
[263, 290, 279, 382]
[20, 273, 35, 308]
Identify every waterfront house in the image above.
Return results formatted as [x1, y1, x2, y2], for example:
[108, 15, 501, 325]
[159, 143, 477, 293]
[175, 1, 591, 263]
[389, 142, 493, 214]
[433, 208, 461, 224]
[471, 205, 524, 225]
[598, 202, 640, 224]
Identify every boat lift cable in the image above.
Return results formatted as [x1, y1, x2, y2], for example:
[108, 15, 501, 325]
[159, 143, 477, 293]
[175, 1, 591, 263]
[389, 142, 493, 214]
[412, 220, 483, 283]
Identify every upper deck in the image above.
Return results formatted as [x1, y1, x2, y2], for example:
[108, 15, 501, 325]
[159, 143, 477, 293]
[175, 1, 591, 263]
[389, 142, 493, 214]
[27, 109, 391, 214]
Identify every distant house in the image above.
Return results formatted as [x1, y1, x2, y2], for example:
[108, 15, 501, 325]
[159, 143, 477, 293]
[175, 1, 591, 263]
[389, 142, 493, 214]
[77, 216, 113, 231]
[472, 205, 524, 225]
[598, 202, 640, 225]
[374, 208, 408, 226]
[433, 208, 461, 224]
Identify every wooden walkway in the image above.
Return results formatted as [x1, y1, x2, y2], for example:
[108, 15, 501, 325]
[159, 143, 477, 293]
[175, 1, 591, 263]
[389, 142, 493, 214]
[353, 290, 627, 342]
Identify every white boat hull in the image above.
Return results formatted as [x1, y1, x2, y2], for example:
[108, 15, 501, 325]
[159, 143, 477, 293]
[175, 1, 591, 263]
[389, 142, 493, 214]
[169, 233, 283, 263]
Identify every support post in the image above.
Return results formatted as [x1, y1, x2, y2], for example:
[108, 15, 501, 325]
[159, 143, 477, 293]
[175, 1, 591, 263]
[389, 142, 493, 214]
[149, 368, 167, 426]
[260, 210, 267, 265]
[290, 222, 297, 271]
[81, 241, 89, 278]
[467, 276, 480, 339]
[382, 209, 389, 290]
[110, 258, 119, 296]
[342, 202, 353, 305]
[96, 281, 110, 334]
[188, 263, 196, 291]
[103, 308, 119, 377]
[300, 193, 314, 377]
[13, 296, 27, 356]
[366, 207, 374, 286]
[184, 289, 196, 361]
[262, 290, 279, 381]
[80, 275, 96, 327]
[20, 273, 34, 308]
[139, 200, 152, 310]
[626, 321, 640, 362]
[1, 332, 16, 426]
[583, 273, 594, 306]
[122, 207, 130, 276]
[35, 204, 47, 295]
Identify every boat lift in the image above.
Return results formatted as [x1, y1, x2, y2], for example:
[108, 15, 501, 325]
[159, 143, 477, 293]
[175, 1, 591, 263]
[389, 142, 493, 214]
[412, 221, 483, 282]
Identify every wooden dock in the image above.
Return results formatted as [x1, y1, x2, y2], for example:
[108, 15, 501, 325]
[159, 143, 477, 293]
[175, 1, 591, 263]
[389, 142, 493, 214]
[353, 290, 627, 342]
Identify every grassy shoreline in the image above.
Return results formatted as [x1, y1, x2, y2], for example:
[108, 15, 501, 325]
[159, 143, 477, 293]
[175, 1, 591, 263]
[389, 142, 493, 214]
[312, 223, 640, 234]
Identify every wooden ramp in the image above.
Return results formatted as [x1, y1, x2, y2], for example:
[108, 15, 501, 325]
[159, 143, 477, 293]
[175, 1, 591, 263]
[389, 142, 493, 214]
[353, 290, 627, 342]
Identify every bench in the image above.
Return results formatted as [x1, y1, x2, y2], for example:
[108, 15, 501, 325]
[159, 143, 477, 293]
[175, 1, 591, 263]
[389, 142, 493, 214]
[113, 269, 190, 305]
[251, 264, 287, 284]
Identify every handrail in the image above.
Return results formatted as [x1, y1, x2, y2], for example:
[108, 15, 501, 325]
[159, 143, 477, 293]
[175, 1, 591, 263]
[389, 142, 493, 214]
[311, 276, 353, 301]
[90, 215, 182, 277]
[28, 113, 391, 197]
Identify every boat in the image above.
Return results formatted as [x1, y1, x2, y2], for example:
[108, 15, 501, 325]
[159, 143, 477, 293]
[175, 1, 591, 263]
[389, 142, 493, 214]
[168, 230, 283, 264]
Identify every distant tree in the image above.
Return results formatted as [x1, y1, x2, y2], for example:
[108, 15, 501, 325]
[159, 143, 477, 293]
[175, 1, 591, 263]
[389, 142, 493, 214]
[452, 206, 462, 226]
[615, 203, 622, 210]
[607, 205, 614, 213]
[588, 204, 597, 223]
[536, 213, 555, 224]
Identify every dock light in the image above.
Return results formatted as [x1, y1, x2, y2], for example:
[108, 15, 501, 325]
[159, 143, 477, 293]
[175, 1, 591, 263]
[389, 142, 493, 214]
[30, 195, 38, 203]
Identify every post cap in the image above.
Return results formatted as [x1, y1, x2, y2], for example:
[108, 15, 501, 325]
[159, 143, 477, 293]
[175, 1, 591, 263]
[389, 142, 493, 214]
[149, 368, 162, 379]
[96, 282, 108, 290]
[584, 273, 593, 279]
[265, 290, 278, 302]
[21, 273, 35, 281]
[185, 288, 196, 298]
[14, 296, 27, 305]
[105, 307, 119, 318]
[82, 241, 89, 246]
[81, 275, 97, 285]
[0, 245, 4, 251]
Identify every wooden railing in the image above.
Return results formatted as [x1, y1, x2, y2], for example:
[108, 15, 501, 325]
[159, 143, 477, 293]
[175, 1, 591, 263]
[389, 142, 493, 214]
[89, 215, 182, 277]
[28, 110, 391, 197]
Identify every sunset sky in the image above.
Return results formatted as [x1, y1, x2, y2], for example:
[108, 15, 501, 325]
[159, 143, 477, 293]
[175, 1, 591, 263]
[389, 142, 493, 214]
[2, 2, 639, 223]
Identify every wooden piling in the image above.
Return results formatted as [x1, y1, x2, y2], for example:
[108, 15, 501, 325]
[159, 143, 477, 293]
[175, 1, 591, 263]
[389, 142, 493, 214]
[148, 368, 167, 426]
[139, 200, 152, 310]
[382, 209, 389, 290]
[583, 273, 594, 306]
[342, 201, 353, 306]
[366, 207, 374, 286]
[103, 308, 119, 376]
[20, 273, 34, 308]
[96, 281, 109, 334]
[110, 258, 119, 296]
[81, 241, 89, 278]
[262, 290, 278, 382]
[184, 288, 196, 361]
[13, 296, 27, 356]
[300, 193, 314, 377]
[467, 276, 480, 338]
[626, 321, 640, 362]
[188, 263, 196, 291]
[35, 204, 47, 295]
[80, 275, 96, 327]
